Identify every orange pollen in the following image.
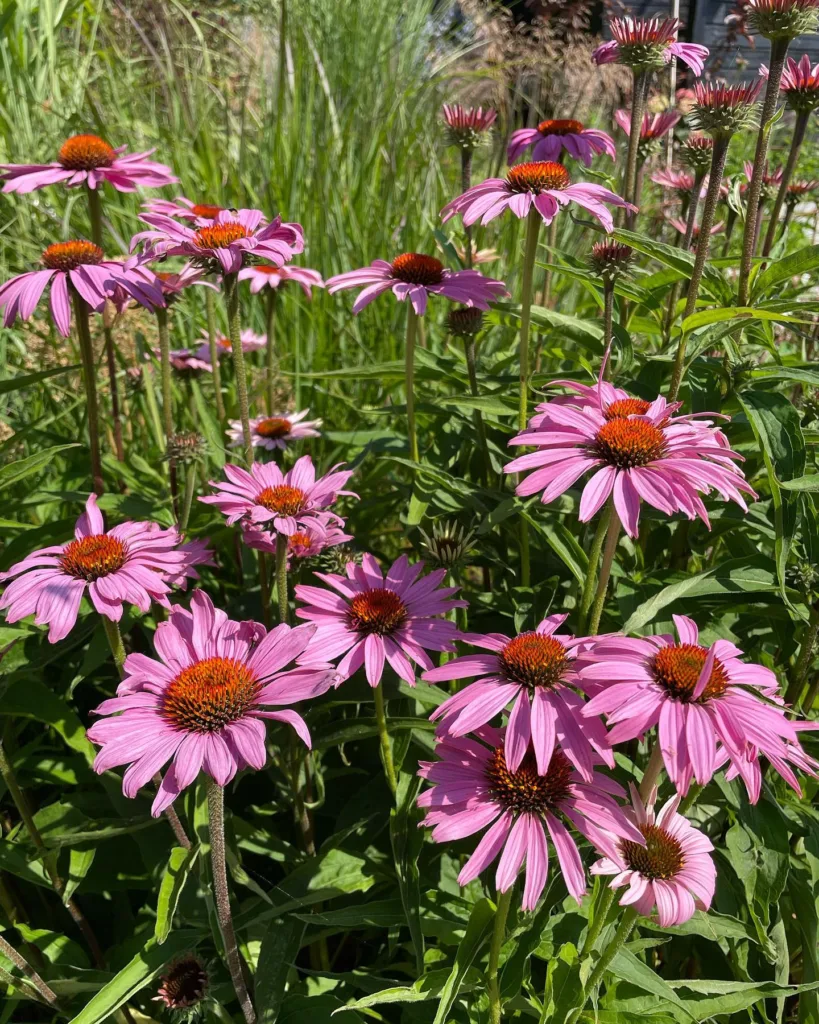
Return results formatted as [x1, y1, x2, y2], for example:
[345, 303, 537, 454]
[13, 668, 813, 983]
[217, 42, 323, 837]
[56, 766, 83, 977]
[288, 531, 313, 555]
[604, 397, 652, 419]
[347, 588, 407, 636]
[193, 223, 250, 249]
[500, 633, 568, 690]
[652, 643, 728, 703]
[621, 823, 685, 879]
[255, 265, 280, 275]
[537, 118, 584, 136]
[59, 535, 127, 581]
[58, 134, 115, 170]
[391, 253, 445, 286]
[42, 240, 104, 271]
[217, 336, 232, 350]
[255, 485, 308, 517]
[506, 161, 570, 194]
[191, 203, 223, 218]
[485, 747, 573, 814]
[255, 417, 292, 439]
[161, 657, 261, 733]
[591, 418, 666, 468]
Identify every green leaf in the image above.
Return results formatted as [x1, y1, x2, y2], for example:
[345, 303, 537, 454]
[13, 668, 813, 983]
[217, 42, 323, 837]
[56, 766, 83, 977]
[190, 378, 226, 468]
[609, 948, 698, 1022]
[0, 444, 80, 492]
[682, 306, 812, 333]
[391, 772, 425, 975]
[754, 243, 819, 297]
[525, 511, 589, 583]
[779, 474, 819, 491]
[644, 909, 759, 945]
[0, 679, 96, 764]
[64, 844, 95, 905]
[0, 363, 81, 395]
[292, 899, 405, 928]
[312, 716, 434, 749]
[489, 302, 604, 353]
[155, 845, 199, 944]
[612, 228, 727, 300]
[432, 897, 495, 1024]
[256, 916, 306, 1023]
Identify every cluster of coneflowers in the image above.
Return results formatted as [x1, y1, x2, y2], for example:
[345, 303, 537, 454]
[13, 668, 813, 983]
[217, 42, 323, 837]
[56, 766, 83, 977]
[1, 2, 819, 1021]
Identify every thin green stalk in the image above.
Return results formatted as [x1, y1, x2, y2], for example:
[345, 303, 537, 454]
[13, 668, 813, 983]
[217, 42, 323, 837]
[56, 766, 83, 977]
[179, 466, 197, 534]
[373, 683, 397, 797]
[785, 604, 819, 706]
[487, 887, 513, 1024]
[155, 306, 178, 506]
[663, 167, 705, 341]
[517, 208, 541, 434]
[102, 616, 127, 674]
[205, 287, 226, 421]
[265, 288, 277, 414]
[577, 506, 612, 634]
[580, 882, 616, 957]
[762, 110, 809, 256]
[0, 934, 59, 1009]
[275, 534, 289, 624]
[462, 335, 492, 484]
[224, 274, 253, 464]
[603, 278, 614, 353]
[638, 742, 665, 801]
[405, 307, 420, 462]
[566, 908, 639, 1024]
[461, 148, 473, 268]
[72, 290, 104, 496]
[258, 551, 271, 629]
[587, 504, 621, 636]
[623, 71, 649, 224]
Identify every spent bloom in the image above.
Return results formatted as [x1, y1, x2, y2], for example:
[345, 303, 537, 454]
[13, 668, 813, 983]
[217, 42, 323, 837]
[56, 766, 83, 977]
[507, 119, 616, 167]
[295, 554, 464, 687]
[227, 410, 322, 452]
[592, 17, 709, 74]
[326, 254, 506, 317]
[762, 54, 819, 111]
[425, 613, 614, 781]
[746, 0, 819, 40]
[154, 955, 209, 1011]
[87, 591, 335, 814]
[187, 329, 265, 371]
[579, 615, 819, 801]
[681, 135, 715, 171]
[441, 104, 497, 150]
[418, 726, 645, 909]
[238, 264, 324, 297]
[688, 81, 763, 136]
[590, 785, 716, 927]
[1, 134, 176, 193]
[0, 495, 212, 642]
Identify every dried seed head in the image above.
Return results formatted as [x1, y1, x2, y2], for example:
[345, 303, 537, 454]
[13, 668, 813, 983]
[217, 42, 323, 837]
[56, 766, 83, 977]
[446, 306, 485, 340]
[165, 431, 208, 466]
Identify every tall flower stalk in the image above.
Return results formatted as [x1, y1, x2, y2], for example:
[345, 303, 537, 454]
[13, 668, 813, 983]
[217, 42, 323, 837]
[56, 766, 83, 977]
[265, 288, 277, 414]
[205, 287, 226, 421]
[487, 887, 513, 1024]
[224, 273, 253, 464]
[72, 291, 105, 496]
[155, 306, 178, 503]
[517, 209, 541, 587]
[761, 110, 809, 255]
[405, 307, 420, 463]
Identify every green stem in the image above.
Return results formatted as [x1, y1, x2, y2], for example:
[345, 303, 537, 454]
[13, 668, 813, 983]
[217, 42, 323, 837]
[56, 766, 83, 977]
[155, 307, 178, 505]
[373, 683, 397, 797]
[462, 335, 492, 484]
[603, 278, 614, 354]
[0, 934, 59, 1009]
[275, 533, 289, 624]
[72, 290, 105, 496]
[763, 110, 809, 257]
[518, 208, 540, 434]
[580, 883, 616, 957]
[258, 551, 271, 629]
[224, 274, 253, 464]
[205, 287, 226, 421]
[102, 616, 127, 674]
[663, 167, 705, 341]
[566, 908, 639, 1024]
[587, 503, 621, 636]
[785, 604, 819, 706]
[265, 289, 277, 415]
[461, 148, 474, 268]
[487, 887, 513, 1024]
[638, 742, 665, 801]
[405, 307, 420, 462]
[623, 71, 649, 225]
[179, 465, 197, 534]
[577, 505, 612, 635]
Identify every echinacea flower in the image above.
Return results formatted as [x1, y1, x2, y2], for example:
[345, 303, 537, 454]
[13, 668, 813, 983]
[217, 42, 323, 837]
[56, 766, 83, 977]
[187, 329, 265, 371]
[1, 134, 177, 194]
[154, 955, 209, 1011]
[681, 134, 715, 171]
[505, 375, 755, 538]
[743, 160, 784, 201]
[688, 81, 763, 136]
[87, 590, 335, 814]
[590, 784, 716, 927]
[166, 348, 199, 373]
[651, 168, 706, 198]
[294, 554, 464, 687]
[111, 262, 215, 314]
[200, 454, 355, 536]
[761, 54, 819, 111]
[0, 240, 165, 337]
[507, 119, 616, 167]
[668, 218, 725, 244]
[441, 104, 498, 150]
[613, 109, 681, 161]
[424, 613, 614, 781]
[143, 196, 225, 224]
[579, 614, 819, 801]
[242, 513, 353, 563]
[418, 726, 645, 908]
[441, 162, 635, 233]
[588, 241, 635, 281]
[326, 254, 506, 317]
[786, 178, 819, 203]
[227, 410, 322, 451]
[238, 264, 324, 297]
[592, 17, 709, 75]
[746, 0, 819, 40]
[0, 495, 212, 642]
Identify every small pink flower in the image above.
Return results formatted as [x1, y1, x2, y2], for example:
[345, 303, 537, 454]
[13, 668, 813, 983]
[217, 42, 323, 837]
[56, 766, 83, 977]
[507, 118, 616, 167]
[86, 590, 336, 814]
[166, 348, 199, 373]
[590, 784, 716, 927]
[1, 134, 177, 194]
[326, 253, 506, 317]
[579, 615, 819, 801]
[442, 104, 498, 140]
[0, 495, 212, 642]
[613, 109, 681, 140]
[667, 218, 725, 245]
[651, 168, 703, 197]
[762, 54, 819, 110]
[592, 17, 709, 75]
[418, 726, 645, 909]
[187, 329, 266, 371]
[227, 410, 322, 452]
[424, 613, 613, 782]
[142, 197, 225, 225]
[242, 512, 352, 563]
[112, 262, 215, 314]
[238, 264, 324, 296]
[441, 162, 635, 234]
[200, 454, 355, 535]
[295, 554, 464, 687]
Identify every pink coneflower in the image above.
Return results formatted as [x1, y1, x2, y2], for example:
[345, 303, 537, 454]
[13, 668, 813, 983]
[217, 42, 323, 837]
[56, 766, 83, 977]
[761, 54, 819, 110]
[579, 615, 819, 801]
[786, 178, 819, 203]
[505, 378, 755, 538]
[143, 197, 225, 224]
[132, 208, 303, 275]
[200, 455, 355, 535]
[0, 495, 212, 642]
[507, 119, 616, 167]
[417, 726, 645, 908]
[0, 240, 165, 337]
[294, 554, 464, 687]
[689, 81, 763, 135]
[187, 329, 265, 371]
[743, 160, 784, 200]
[613, 109, 681, 142]
[651, 168, 706, 199]
[227, 410, 322, 451]
[112, 262, 214, 314]
[441, 162, 635, 233]
[441, 104, 498, 149]
[154, 955, 209, 1011]
[326, 254, 506, 317]
[166, 348, 199, 373]
[242, 513, 352, 563]
[668, 218, 725, 243]
[746, 0, 819, 40]
[424, 613, 613, 781]
[1, 134, 177, 194]
[87, 590, 335, 814]
[590, 785, 716, 927]
[238, 264, 324, 297]
[593, 18, 709, 74]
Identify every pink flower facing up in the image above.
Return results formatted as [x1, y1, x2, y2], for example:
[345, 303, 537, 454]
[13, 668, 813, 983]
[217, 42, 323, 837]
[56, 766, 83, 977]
[326, 254, 506, 317]
[579, 615, 819, 801]
[200, 454, 355, 536]
[592, 17, 709, 75]
[1, 134, 177, 194]
[441, 162, 635, 234]
[243, 512, 352, 563]
[590, 784, 716, 927]
[227, 410, 322, 452]
[424, 613, 613, 782]
[86, 590, 336, 815]
[507, 119, 616, 167]
[143, 197, 225, 225]
[0, 240, 165, 337]
[505, 376, 755, 538]
[295, 554, 465, 687]
[417, 725, 645, 908]
[0, 495, 212, 642]
[613, 109, 681, 141]
[187, 329, 266, 371]
[238, 263, 324, 297]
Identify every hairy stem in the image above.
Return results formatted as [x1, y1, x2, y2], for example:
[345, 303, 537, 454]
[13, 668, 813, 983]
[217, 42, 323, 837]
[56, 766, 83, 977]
[461, 148, 473, 268]
[785, 604, 819, 706]
[265, 288, 277, 415]
[405, 307, 420, 462]
[588, 504, 621, 636]
[155, 306, 178, 506]
[566, 908, 639, 1024]
[373, 683, 397, 797]
[638, 742, 665, 801]
[205, 287, 226, 421]
[224, 274, 253, 464]
[179, 465, 197, 534]
[623, 71, 649, 225]
[762, 109, 809, 256]
[577, 505, 613, 635]
[463, 335, 492, 484]
[664, 168, 705, 341]
[72, 290, 105, 496]
[0, 933, 59, 1008]
[516, 209, 541, 591]
[487, 887, 513, 1024]
[275, 533, 289, 624]
[580, 883, 616, 958]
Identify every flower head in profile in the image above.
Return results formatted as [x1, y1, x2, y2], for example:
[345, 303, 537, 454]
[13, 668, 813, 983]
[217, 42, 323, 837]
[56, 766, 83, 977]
[747, 0, 819, 41]
[613, 109, 680, 161]
[326, 254, 506, 317]
[762, 54, 819, 111]
[667, 218, 725, 246]
[238, 264, 324, 297]
[743, 160, 784, 201]
[507, 119, 616, 167]
[143, 197, 225, 225]
[593, 18, 708, 74]
[295, 554, 464, 687]
[418, 519, 476, 570]
[681, 134, 715, 171]
[154, 954, 209, 1012]
[0, 495, 212, 642]
[579, 615, 819, 801]
[689, 81, 763, 137]
[651, 167, 706, 199]
[418, 726, 645, 909]
[227, 409, 322, 451]
[786, 179, 819, 204]
[200, 454, 355, 536]
[112, 262, 214, 314]
[87, 591, 335, 814]
[1, 134, 177, 193]
[243, 513, 353, 564]
[425, 613, 614, 781]
[187, 329, 265, 371]
[441, 162, 635, 233]
[588, 241, 635, 282]
[590, 784, 716, 927]
[441, 104, 497, 150]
